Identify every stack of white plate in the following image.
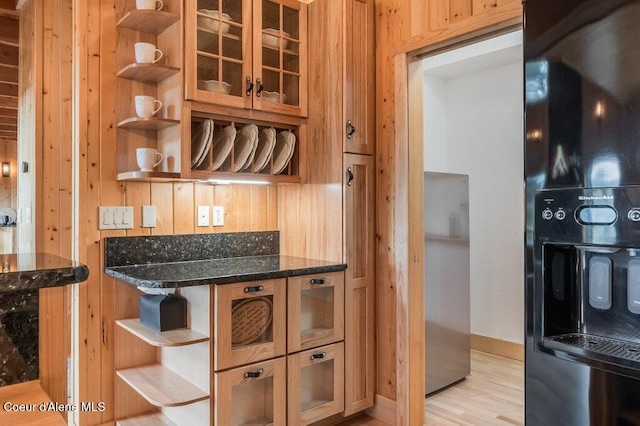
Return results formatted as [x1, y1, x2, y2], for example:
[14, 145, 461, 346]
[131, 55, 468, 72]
[212, 125, 236, 171]
[233, 124, 259, 172]
[271, 130, 296, 175]
[191, 119, 214, 169]
[251, 128, 276, 173]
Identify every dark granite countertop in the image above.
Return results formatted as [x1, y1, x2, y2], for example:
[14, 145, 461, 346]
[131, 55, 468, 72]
[104, 255, 346, 288]
[0, 253, 89, 294]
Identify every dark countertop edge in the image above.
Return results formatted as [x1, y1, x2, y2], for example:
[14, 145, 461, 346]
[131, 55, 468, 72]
[104, 263, 347, 289]
[0, 264, 90, 294]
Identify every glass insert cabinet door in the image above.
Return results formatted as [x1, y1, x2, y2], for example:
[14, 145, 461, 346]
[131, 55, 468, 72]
[252, 0, 307, 116]
[213, 279, 286, 371]
[187, 0, 253, 109]
[214, 357, 287, 425]
[185, 0, 307, 116]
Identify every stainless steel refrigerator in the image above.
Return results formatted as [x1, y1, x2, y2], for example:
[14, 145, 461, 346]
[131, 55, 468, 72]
[525, 1, 640, 423]
[424, 172, 470, 394]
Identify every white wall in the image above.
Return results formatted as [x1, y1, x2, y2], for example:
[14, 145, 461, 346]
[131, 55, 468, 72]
[423, 60, 524, 344]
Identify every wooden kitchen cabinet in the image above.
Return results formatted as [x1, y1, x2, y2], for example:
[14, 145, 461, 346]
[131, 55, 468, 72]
[344, 0, 375, 155]
[344, 153, 375, 415]
[185, 0, 308, 117]
[287, 271, 344, 352]
[287, 342, 345, 425]
[214, 357, 287, 425]
[213, 279, 286, 371]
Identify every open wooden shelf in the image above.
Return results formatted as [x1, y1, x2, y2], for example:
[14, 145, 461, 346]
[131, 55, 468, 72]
[117, 63, 180, 84]
[117, 364, 209, 408]
[117, 10, 180, 35]
[117, 171, 182, 182]
[117, 318, 209, 347]
[116, 412, 177, 426]
[117, 117, 180, 130]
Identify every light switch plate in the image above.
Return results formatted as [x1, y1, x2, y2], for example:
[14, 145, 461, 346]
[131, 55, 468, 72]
[142, 205, 157, 228]
[197, 206, 209, 227]
[99, 206, 134, 230]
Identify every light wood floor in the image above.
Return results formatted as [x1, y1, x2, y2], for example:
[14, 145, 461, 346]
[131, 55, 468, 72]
[0, 381, 65, 426]
[342, 350, 524, 426]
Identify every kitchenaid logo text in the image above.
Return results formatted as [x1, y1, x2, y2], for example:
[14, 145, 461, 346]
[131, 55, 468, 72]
[579, 195, 614, 201]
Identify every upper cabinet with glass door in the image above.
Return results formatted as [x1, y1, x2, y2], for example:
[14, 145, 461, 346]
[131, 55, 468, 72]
[185, 0, 307, 117]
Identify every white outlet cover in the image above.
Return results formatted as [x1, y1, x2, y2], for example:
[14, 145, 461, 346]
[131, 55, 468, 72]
[142, 205, 157, 228]
[197, 206, 210, 227]
[213, 206, 224, 227]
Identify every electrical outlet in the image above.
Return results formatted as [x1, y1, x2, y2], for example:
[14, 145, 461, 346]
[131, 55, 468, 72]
[213, 206, 224, 227]
[197, 206, 210, 227]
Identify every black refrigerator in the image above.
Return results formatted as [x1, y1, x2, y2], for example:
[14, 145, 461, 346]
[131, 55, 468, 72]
[525, 1, 640, 424]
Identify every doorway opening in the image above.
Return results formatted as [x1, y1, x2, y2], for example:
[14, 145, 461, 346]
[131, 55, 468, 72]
[419, 29, 525, 408]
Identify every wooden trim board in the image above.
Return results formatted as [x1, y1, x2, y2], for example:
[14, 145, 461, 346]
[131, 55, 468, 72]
[471, 334, 524, 362]
[365, 393, 397, 425]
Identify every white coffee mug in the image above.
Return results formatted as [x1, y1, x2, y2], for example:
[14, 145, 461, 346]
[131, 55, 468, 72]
[136, 0, 163, 10]
[136, 148, 163, 172]
[134, 95, 162, 118]
[134, 42, 163, 64]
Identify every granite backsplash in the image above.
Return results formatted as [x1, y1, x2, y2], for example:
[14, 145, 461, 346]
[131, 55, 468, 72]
[104, 231, 279, 267]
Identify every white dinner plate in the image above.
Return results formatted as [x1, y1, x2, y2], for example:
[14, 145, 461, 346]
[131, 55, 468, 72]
[271, 130, 295, 175]
[233, 124, 259, 172]
[252, 127, 276, 173]
[212, 125, 236, 171]
[190, 119, 212, 168]
[193, 120, 214, 168]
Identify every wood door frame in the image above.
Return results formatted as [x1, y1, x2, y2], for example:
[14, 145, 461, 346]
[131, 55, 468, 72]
[391, 19, 522, 426]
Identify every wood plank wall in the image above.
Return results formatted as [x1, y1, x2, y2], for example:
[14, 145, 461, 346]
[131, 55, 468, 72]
[72, 1, 279, 423]
[373, 0, 521, 424]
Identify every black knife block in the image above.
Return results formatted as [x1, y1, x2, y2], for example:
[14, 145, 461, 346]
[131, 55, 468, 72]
[140, 294, 187, 331]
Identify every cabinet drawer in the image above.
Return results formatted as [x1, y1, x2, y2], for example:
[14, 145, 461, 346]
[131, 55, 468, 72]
[213, 279, 286, 371]
[287, 342, 345, 425]
[288, 272, 344, 352]
[214, 357, 286, 426]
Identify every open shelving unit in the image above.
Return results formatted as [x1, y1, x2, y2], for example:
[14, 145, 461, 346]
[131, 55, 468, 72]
[114, 282, 210, 425]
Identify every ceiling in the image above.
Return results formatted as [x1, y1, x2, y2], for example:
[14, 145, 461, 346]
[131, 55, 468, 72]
[0, 0, 18, 143]
[422, 30, 523, 80]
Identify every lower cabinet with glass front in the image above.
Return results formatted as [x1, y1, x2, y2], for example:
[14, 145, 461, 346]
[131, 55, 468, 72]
[213, 272, 345, 425]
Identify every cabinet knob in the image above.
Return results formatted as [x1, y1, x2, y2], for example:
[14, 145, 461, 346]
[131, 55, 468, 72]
[244, 368, 264, 379]
[244, 285, 264, 293]
[310, 352, 326, 361]
[246, 77, 254, 96]
[310, 278, 326, 285]
[346, 120, 357, 139]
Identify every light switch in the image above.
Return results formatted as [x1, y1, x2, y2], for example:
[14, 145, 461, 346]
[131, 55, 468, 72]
[99, 206, 134, 230]
[197, 206, 209, 227]
[142, 205, 156, 228]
